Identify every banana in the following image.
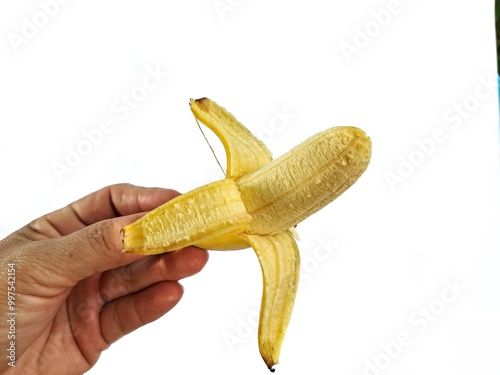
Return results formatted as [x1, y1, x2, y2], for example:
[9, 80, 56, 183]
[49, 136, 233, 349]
[122, 98, 371, 371]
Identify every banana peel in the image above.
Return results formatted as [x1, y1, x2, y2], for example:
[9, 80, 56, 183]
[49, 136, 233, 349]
[122, 97, 372, 371]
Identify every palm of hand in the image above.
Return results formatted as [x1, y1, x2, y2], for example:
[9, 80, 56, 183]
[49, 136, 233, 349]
[0, 184, 208, 375]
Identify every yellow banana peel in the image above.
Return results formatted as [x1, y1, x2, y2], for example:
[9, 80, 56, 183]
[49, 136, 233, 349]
[122, 97, 372, 371]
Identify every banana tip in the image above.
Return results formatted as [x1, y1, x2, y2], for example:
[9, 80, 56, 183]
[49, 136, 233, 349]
[190, 97, 207, 105]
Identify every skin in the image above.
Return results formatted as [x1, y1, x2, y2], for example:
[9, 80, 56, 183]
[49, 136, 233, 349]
[0, 184, 209, 375]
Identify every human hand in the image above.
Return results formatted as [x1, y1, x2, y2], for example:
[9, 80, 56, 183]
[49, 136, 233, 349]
[0, 184, 209, 375]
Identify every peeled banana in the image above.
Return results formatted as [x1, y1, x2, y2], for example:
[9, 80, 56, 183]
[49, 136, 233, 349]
[122, 98, 371, 371]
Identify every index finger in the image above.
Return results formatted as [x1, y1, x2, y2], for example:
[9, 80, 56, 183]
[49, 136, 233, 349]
[27, 184, 180, 238]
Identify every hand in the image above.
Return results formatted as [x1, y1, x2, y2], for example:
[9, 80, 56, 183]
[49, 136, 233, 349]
[0, 184, 209, 375]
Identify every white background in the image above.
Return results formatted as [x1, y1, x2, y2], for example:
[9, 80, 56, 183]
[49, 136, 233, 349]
[1, 0, 500, 374]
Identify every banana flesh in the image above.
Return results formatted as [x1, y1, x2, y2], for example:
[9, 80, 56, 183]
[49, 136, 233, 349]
[236, 126, 371, 235]
[122, 98, 371, 371]
[123, 179, 252, 254]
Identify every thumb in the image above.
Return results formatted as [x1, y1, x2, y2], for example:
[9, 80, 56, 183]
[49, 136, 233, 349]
[34, 215, 145, 285]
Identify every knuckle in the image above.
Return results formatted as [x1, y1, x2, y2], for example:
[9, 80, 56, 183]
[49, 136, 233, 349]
[86, 220, 116, 254]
